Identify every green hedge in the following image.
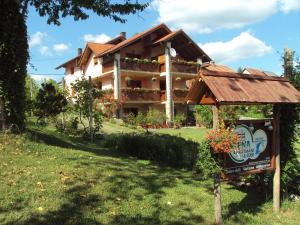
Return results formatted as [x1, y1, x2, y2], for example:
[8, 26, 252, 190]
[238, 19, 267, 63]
[104, 132, 199, 169]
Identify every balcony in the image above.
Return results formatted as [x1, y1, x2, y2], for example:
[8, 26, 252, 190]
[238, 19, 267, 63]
[160, 89, 189, 102]
[120, 59, 160, 73]
[121, 88, 161, 102]
[102, 58, 198, 75]
[160, 61, 198, 74]
[102, 61, 114, 73]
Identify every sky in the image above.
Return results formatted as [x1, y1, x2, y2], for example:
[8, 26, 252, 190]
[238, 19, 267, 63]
[27, 0, 300, 82]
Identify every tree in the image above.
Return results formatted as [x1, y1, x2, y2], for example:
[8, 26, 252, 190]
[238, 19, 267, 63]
[71, 76, 103, 134]
[279, 49, 300, 195]
[0, 0, 149, 130]
[25, 75, 39, 115]
[35, 82, 68, 122]
[0, 0, 28, 130]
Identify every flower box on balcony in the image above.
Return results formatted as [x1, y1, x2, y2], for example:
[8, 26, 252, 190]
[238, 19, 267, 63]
[121, 88, 161, 102]
[120, 59, 159, 72]
[172, 61, 198, 74]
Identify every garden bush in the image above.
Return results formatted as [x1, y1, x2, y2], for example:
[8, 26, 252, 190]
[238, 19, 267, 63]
[195, 140, 221, 179]
[174, 113, 186, 128]
[104, 132, 199, 168]
[194, 105, 213, 128]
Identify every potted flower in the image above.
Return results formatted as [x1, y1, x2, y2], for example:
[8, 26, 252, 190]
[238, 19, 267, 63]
[152, 59, 158, 64]
[205, 127, 239, 154]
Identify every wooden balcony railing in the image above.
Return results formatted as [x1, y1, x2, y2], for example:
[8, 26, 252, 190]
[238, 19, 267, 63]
[120, 60, 160, 73]
[160, 61, 198, 74]
[121, 88, 161, 102]
[99, 88, 189, 103]
[102, 59, 198, 75]
[160, 89, 189, 102]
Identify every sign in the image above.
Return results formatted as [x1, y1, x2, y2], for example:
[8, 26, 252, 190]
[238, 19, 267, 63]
[223, 120, 275, 176]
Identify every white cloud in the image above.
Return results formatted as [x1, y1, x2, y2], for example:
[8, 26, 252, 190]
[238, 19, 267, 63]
[199, 32, 273, 64]
[153, 0, 300, 33]
[83, 33, 111, 43]
[39, 46, 52, 56]
[30, 75, 52, 82]
[279, 0, 300, 13]
[53, 43, 69, 53]
[29, 32, 47, 47]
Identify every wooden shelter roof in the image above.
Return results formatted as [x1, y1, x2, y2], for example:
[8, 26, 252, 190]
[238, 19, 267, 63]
[186, 66, 300, 105]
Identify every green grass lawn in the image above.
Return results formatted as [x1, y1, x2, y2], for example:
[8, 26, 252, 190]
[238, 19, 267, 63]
[0, 123, 300, 225]
[102, 121, 207, 143]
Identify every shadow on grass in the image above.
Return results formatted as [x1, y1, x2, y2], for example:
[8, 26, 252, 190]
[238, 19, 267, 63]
[5, 180, 103, 225]
[223, 184, 267, 223]
[2, 128, 205, 225]
[26, 128, 121, 158]
[3, 158, 205, 225]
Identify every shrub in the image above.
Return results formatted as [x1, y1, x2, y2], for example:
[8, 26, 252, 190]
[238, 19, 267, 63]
[105, 132, 199, 168]
[196, 140, 221, 179]
[35, 82, 68, 123]
[194, 105, 213, 128]
[124, 112, 136, 127]
[174, 113, 186, 128]
[145, 108, 166, 127]
[135, 112, 146, 127]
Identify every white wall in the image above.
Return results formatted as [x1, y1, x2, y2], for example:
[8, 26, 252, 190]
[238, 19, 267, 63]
[64, 66, 82, 96]
[85, 52, 102, 78]
[102, 76, 113, 90]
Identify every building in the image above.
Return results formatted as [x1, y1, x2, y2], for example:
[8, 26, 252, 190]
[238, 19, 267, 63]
[56, 24, 211, 125]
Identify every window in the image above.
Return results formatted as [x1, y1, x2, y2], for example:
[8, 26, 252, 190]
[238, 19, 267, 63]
[70, 67, 74, 74]
[93, 57, 98, 65]
[124, 108, 138, 116]
[127, 80, 142, 88]
[126, 53, 141, 59]
[160, 80, 166, 90]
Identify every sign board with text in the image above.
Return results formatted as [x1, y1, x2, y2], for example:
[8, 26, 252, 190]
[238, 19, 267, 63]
[223, 120, 275, 176]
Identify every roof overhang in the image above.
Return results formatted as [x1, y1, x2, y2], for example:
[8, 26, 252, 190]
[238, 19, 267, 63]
[186, 68, 300, 105]
[55, 55, 81, 70]
[153, 29, 211, 62]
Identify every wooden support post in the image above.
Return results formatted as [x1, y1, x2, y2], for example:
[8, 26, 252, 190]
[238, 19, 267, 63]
[212, 104, 222, 224]
[212, 105, 220, 130]
[214, 173, 222, 224]
[273, 104, 280, 212]
[88, 76, 93, 143]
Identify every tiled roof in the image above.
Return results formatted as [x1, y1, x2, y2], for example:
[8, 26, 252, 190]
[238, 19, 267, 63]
[86, 42, 114, 55]
[97, 23, 171, 57]
[55, 55, 81, 69]
[105, 35, 126, 45]
[153, 30, 182, 44]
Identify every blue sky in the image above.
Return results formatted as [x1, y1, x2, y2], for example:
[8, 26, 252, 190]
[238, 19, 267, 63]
[27, 0, 300, 81]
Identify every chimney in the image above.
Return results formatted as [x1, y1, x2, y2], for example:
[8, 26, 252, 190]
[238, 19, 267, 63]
[77, 48, 82, 55]
[120, 32, 126, 39]
[283, 48, 293, 79]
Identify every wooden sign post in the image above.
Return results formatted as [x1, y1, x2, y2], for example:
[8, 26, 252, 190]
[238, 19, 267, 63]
[211, 111, 280, 223]
[185, 66, 300, 224]
[212, 105, 222, 224]
[273, 105, 280, 212]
